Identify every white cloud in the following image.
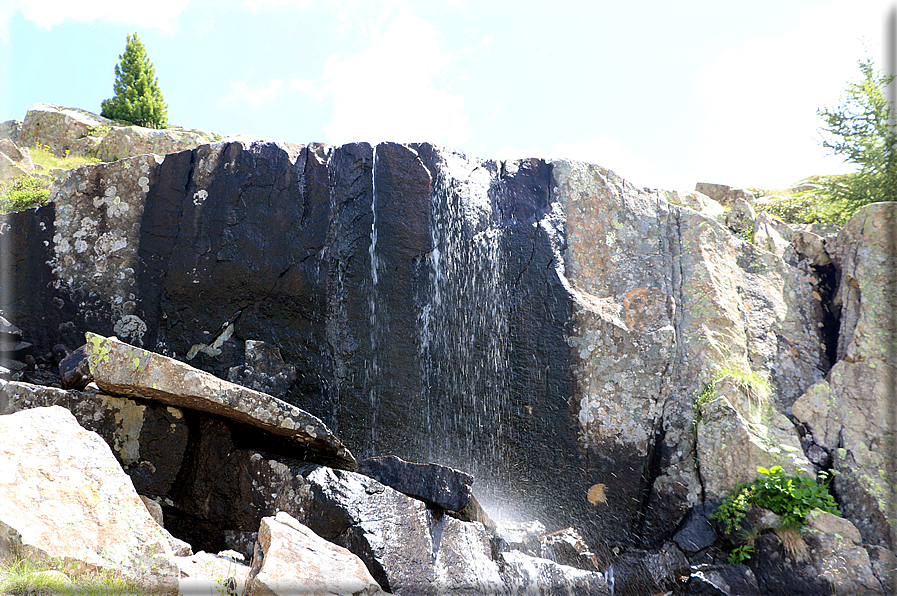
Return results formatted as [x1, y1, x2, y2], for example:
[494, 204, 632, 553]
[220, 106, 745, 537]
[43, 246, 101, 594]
[220, 79, 286, 110]
[305, 10, 471, 146]
[242, 0, 311, 13]
[496, 136, 659, 189]
[0, 0, 188, 37]
[691, 0, 890, 189]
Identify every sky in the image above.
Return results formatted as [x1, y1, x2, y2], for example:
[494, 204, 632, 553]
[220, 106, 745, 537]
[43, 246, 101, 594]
[0, 0, 894, 192]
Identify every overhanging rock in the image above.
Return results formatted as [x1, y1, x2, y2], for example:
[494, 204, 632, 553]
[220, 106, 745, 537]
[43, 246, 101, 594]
[84, 332, 356, 470]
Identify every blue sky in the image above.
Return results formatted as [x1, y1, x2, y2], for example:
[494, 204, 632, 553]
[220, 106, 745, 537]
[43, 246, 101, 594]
[0, 0, 893, 191]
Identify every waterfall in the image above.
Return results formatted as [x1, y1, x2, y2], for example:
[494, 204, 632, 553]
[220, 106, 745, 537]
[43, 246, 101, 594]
[367, 144, 380, 452]
[421, 149, 513, 515]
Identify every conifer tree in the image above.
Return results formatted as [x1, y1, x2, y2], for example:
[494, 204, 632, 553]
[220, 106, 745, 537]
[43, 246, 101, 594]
[101, 33, 169, 129]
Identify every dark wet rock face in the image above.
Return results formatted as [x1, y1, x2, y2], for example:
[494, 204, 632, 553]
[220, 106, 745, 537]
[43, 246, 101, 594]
[357, 455, 473, 511]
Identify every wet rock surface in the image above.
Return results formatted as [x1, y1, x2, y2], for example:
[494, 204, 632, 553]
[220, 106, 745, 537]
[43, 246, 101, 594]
[357, 454, 474, 511]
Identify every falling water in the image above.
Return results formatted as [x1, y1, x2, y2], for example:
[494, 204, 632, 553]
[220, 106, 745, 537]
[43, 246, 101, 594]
[367, 145, 380, 451]
[420, 149, 513, 513]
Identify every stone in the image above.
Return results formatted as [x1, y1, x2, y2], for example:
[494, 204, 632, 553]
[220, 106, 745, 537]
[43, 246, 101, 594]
[611, 544, 690, 595]
[95, 125, 215, 163]
[0, 138, 25, 162]
[18, 103, 115, 156]
[674, 502, 719, 554]
[0, 406, 179, 589]
[59, 343, 92, 389]
[290, 464, 507, 595]
[673, 190, 726, 219]
[84, 332, 356, 470]
[0, 119, 22, 143]
[725, 198, 756, 237]
[802, 521, 885, 594]
[791, 230, 831, 266]
[69, 134, 103, 159]
[499, 550, 610, 595]
[753, 212, 792, 257]
[686, 564, 760, 596]
[805, 508, 862, 545]
[176, 551, 251, 596]
[227, 339, 297, 398]
[866, 545, 897, 594]
[357, 455, 474, 511]
[0, 379, 190, 497]
[493, 520, 546, 558]
[695, 375, 813, 499]
[694, 183, 757, 206]
[538, 527, 600, 572]
[246, 511, 383, 596]
[141, 495, 165, 527]
[0, 139, 832, 554]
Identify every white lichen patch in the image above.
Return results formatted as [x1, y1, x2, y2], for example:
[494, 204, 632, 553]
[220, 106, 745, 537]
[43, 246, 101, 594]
[193, 189, 208, 205]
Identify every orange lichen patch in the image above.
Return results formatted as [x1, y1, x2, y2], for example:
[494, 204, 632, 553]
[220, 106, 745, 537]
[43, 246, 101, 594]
[587, 483, 607, 505]
[623, 286, 665, 332]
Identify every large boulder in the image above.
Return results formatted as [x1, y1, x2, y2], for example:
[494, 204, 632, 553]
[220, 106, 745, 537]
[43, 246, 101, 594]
[84, 332, 356, 470]
[246, 512, 383, 596]
[18, 103, 115, 155]
[0, 379, 189, 497]
[0, 406, 179, 590]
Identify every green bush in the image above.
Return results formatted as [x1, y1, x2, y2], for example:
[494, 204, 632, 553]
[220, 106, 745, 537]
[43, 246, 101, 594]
[0, 175, 52, 213]
[712, 466, 841, 563]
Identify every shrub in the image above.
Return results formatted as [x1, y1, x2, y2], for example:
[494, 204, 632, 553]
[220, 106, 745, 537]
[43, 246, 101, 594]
[712, 466, 841, 563]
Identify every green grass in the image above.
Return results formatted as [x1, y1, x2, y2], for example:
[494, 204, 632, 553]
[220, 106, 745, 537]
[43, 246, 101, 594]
[692, 366, 772, 433]
[0, 556, 143, 595]
[27, 144, 101, 170]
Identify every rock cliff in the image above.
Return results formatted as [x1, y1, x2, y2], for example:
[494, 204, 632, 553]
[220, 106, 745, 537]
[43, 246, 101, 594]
[0, 128, 894, 594]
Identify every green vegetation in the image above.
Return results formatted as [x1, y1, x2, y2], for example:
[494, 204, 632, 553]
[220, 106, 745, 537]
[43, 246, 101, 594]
[0, 145, 101, 214]
[101, 33, 169, 129]
[0, 556, 142, 595]
[753, 54, 895, 226]
[712, 466, 841, 564]
[692, 367, 771, 433]
[0, 175, 52, 213]
[817, 53, 895, 219]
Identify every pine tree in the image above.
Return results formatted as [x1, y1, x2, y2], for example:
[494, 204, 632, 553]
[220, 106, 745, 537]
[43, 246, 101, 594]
[101, 33, 169, 129]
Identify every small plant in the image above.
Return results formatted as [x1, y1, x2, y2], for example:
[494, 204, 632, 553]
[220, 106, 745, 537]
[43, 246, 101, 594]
[0, 175, 52, 213]
[728, 543, 755, 565]
[712, 466, 841, 563]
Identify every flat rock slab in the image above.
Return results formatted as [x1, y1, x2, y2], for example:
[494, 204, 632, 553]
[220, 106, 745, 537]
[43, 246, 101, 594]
[84, 332, 356, 470]
[358, 455, 473, 511]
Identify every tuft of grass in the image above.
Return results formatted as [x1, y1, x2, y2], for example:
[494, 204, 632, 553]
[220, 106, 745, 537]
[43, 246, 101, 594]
[692, 366, 771, 433]
[775, 527, 810, 563]
[0, 556, 143, 595]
